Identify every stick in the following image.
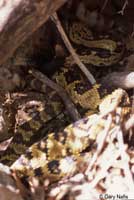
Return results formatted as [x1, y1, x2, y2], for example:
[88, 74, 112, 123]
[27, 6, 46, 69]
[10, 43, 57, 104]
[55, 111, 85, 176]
[51, 12, 96, 85]
[29, 68, 81, 121]
[101, 72, 134, 89]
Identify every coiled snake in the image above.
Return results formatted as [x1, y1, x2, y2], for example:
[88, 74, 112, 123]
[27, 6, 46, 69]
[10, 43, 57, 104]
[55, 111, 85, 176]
[0, 22, 129, 184]
[11, 89, 131, 184]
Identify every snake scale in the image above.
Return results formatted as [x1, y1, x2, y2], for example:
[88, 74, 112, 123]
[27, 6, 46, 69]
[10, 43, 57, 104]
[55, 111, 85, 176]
[0, 21, 130, 184]
[11, 89, 131, 184]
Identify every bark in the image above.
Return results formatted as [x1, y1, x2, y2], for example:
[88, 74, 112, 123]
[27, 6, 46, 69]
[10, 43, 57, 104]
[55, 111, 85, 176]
[101, 72, 134, 90]
[0, 0, 67, 66]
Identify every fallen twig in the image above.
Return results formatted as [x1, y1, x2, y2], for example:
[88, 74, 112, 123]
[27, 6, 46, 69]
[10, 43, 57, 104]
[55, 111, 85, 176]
[85, 114, 112, 175]
[118, 0, 128, 15]
[124, 114, 134, 131]
[115, 107, 134, 190]
[89, 142, 121, 188]
[101, 72, 134, 89]
[51, 12, 96, 85]
[117, 128, 134, 190]
[29, 68, 80, 121]
[101, 0, 109, 13]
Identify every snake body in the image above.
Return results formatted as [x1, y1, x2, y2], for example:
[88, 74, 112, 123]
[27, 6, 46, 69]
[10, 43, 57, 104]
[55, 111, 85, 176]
[11, 89, 131, 184]
[0, 88, 72, 165]
[11, 114, 102, 183]
[0, 22, 129, 183]
[67, 22, 124, 67]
